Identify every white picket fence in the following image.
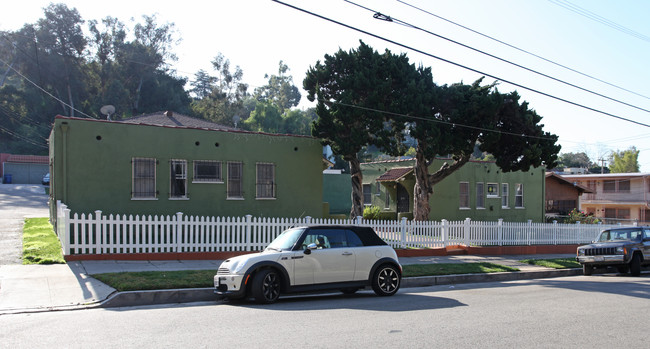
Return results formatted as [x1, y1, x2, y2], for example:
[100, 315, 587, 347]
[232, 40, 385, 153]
[55, 201, 623, 256]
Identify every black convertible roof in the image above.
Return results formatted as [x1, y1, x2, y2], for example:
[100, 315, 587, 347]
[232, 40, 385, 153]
[306, 225, 387, 246]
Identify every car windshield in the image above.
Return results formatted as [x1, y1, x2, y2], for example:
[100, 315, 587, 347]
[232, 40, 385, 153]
[597, 229, 643, 242]
[266, 228, 305, 251]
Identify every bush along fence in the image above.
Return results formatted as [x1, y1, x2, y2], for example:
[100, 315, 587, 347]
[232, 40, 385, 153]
[55, 201, 626, 256]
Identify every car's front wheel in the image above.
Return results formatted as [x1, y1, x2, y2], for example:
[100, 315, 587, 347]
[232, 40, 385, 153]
[251, 269, 281, 304]
[629, 253, 642, 276]
[372, 265, 400, 296]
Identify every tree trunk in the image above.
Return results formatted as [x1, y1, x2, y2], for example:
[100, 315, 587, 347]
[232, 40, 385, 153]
[413, 147, 432, 221]
[348, 156, 364, 219]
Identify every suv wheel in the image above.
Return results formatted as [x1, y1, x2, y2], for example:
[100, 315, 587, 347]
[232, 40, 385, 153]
[372, 265, 400, 296]
[583, 264, 593, 276]
[629, 253, 642, 277]
[251, 269, 281, 304]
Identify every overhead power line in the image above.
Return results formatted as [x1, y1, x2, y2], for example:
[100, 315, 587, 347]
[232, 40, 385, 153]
[271, 0, 650, 128]
[548, 0, 650, 44]
[345, 0, 650, 115]
[396, 0, 650, 102]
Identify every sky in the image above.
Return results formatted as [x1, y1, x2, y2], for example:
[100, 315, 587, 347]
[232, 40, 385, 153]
[2, 0, 650, 170]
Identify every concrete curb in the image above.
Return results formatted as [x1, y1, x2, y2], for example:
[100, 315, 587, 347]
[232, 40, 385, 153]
[98, 268, 584, 308]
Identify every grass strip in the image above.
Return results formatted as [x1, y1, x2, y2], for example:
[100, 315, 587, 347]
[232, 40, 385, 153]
[22, 218, 65, 265]
[93, 262, 519, 291]
[93, 270, 217, 292]
[402, 263, 518, 277]
[520, 258, 580, 269]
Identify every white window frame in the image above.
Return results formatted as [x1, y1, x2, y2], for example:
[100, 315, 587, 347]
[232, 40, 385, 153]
[132, 157, 157, 200]
[459, 182, 470, 209]
[476, 182, 485, 209]
[256, 162, 276, 199]
[193, 160, 222, 183]
[515, 183, 524, 208]
[170, 159, 188, 199]
[487, 183, 499, 198]
[501, 183, 509, 208]
[227, 161, 244, 199]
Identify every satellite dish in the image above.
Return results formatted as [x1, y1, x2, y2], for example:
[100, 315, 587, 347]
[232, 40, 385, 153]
[100, 105, 115, 120]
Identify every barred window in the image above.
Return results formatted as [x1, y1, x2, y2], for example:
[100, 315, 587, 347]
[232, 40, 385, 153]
[256, 163, 275, 199]
[194, 160, 222, 182]
[459, 182, 469, 209]
[132, 157, 156, 199]
[170, 159, 187, 199]
[476, 182, 485, 209]
[227, 161, 243, 199]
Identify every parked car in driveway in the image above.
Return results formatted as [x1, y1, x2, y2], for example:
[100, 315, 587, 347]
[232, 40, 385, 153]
[577, 226, 650, 276]
[42, 173, 50, 186]
[214, 225, 402, 303]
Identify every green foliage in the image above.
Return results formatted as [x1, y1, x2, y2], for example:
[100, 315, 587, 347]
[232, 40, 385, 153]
[558, 152, 593, 169]
[609, 146, 640, 173]
[22, 218, 65, 264]
[564, 208, 601, 224]
[363, 205, 382, 220]
[254, 61, 301, 112]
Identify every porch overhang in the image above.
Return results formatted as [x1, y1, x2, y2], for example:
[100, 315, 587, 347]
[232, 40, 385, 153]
[376, 167, 413, 182]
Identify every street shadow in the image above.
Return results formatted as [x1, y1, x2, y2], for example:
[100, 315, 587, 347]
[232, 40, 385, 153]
[222, 290, 467, 312]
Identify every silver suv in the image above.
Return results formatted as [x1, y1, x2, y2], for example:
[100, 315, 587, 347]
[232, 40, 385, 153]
[577, 227, 650, 276]
[214, 225, 402, 303]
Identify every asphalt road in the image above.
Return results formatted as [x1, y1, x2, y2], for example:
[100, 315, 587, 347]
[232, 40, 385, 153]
[0, 184, 49, 264]
[2, 275, 648, 348]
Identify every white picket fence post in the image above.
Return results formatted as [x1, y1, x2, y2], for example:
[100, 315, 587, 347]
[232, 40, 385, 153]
[400, 216, 407, 249]
[175, 212, 183, 253]
[441, 219, 448, 248]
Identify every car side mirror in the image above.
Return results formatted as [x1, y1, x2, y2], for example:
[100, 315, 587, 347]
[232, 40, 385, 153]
[304, 243, 317, 255]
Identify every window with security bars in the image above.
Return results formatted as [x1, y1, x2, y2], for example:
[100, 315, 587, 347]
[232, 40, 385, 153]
[170, 160, 187, 198]
[256, 163, 275, 199]
[363, 184, 372, 206]
[193, 160, 222, 182]
[132, 157, 156, 199]
[476, 182, 485, 209]
[227, 161, 243, 198]
[501, 183, 509, 208]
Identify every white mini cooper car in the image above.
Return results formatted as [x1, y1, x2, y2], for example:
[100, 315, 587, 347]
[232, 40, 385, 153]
[214, 225, 402, 303]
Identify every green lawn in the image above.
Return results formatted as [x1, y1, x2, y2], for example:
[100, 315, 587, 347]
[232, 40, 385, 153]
[94, 262, 520, 291]
[22, 218, 65, 264]
[520, 258, 580, 269]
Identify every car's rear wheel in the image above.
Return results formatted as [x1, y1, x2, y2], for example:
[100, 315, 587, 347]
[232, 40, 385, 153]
[251, 269, 281, 304]
[582, 264, 593, 276]
[372, 265, 400, 296]
[629, 253, 642, 276]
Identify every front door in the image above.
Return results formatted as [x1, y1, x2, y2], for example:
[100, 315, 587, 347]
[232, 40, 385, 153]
[397, 183, 409, 213]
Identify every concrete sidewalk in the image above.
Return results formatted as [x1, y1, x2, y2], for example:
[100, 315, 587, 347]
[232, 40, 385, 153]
[0, 254, 579, 314]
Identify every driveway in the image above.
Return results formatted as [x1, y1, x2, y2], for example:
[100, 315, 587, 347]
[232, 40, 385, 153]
[0, 184, 50, 264]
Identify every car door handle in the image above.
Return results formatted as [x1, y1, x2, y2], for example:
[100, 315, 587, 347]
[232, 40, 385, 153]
[342, 252, 353, 256]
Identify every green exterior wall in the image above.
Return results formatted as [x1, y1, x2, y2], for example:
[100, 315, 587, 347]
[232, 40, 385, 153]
[49, 117, 323, 218]
[322, 171, 352, 215]
[361, 159, 546, 222]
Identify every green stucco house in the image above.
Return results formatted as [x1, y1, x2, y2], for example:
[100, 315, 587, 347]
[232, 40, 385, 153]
[48, 112, 324, 219]
[361, 158, 546, 222]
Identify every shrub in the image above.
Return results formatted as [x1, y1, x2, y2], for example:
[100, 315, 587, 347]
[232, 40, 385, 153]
[363, 205, 382, 220]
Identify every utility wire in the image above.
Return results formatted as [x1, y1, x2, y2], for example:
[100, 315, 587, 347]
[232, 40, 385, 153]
[549, 0, 650, 44]
[345, 0, 650, 115]
[271, 0, 650, 128]
[396, 0, 650, 102]
[0, 123, 48, 149]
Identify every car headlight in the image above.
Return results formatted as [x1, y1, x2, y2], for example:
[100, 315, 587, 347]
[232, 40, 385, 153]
[616, 247, 625, 254]
[231, 260, 248, 274]
[577, 249, 585, 256]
